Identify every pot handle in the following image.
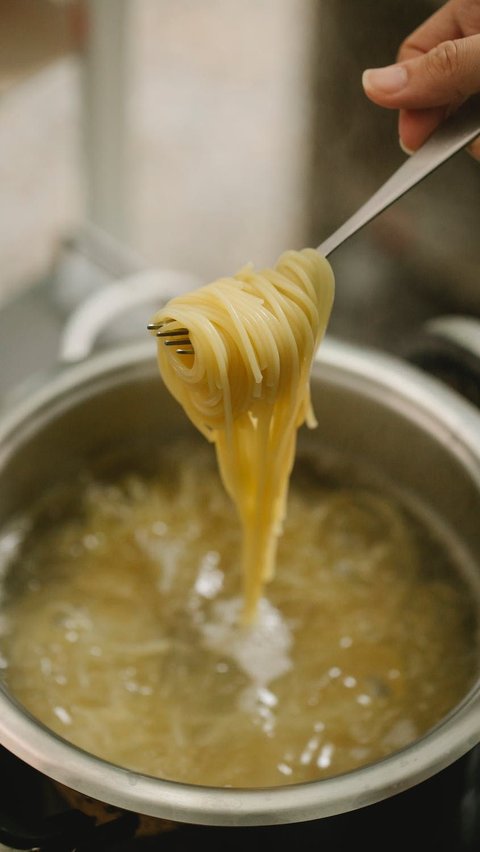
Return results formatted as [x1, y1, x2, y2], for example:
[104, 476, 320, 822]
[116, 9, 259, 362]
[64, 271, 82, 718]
[406, 315, 480, 409]
[0, 267, 201, 414]
[58, 267, 201, 364]
[0, 267, 201, 413]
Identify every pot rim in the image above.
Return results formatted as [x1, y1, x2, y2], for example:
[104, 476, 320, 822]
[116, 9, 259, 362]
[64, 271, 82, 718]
[0, 336, 479, 827]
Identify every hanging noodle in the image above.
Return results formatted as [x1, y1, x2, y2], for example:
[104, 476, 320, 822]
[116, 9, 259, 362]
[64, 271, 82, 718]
[150, 248, 335, 621]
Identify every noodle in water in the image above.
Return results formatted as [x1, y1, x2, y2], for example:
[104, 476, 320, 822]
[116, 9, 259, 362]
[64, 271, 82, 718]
[150, 248, 334, 620]
[1, 250, 476, 788]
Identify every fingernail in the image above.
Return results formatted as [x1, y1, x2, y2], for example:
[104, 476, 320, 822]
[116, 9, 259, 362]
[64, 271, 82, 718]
[399, 137, 414, 156]
[362, 64, 408, 94]
[467, 137, 480, 162]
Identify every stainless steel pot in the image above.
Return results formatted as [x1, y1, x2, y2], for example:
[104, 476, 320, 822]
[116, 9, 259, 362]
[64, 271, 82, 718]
[0, 324, 479, 842]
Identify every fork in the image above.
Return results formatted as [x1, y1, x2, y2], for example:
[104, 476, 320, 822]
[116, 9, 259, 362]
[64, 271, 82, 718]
[150, 96, 480, 355]
[147, 322, 193, 354]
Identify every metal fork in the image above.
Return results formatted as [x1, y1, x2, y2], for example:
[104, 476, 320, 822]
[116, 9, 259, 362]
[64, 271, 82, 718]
[150, 96, 480, 355]
[317, 94, 480, 257]
[147, 321, 194, 354]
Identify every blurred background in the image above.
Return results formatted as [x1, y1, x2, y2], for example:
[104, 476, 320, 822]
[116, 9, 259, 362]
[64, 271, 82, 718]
[0, 0, 478, 395]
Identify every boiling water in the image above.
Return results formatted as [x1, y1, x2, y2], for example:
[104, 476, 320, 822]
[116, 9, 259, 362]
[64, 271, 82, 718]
[0, 443, 477, 787]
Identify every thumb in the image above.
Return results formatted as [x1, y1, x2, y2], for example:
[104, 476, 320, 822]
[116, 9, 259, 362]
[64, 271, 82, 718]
[362, 34, 480, 109]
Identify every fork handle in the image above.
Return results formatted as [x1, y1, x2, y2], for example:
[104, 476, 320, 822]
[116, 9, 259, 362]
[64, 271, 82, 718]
[317, 95, 480, 258]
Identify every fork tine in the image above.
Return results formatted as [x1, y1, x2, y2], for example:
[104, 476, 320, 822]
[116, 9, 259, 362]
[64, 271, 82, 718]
[156, 328, 189, 337]
[148, 319, 186, 330]
[164, 339, 191, 347]
[148, 320, 193, 353]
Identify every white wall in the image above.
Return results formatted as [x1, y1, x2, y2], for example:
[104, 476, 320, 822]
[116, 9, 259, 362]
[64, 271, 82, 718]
[0, 0, 316, 308]
[127, 0, 316, 281]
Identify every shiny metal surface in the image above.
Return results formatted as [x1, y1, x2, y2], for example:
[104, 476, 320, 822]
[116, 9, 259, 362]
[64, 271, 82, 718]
[0, 338, 479, 826]
[318, 96, 480, 258]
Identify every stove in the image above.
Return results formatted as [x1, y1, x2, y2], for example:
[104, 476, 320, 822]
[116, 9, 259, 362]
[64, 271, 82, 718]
[1, 744, 479, 852]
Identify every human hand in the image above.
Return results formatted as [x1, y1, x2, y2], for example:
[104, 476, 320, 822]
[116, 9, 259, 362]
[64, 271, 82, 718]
[362, 0, 480, 160]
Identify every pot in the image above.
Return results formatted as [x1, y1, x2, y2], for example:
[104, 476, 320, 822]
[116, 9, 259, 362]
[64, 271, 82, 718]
[0, 284, 479, 849]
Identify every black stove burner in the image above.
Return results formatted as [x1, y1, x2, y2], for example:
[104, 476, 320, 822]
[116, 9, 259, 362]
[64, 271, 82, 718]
[1, 745, 479, 852]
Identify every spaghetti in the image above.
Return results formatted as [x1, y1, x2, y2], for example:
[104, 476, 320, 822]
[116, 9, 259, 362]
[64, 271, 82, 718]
[150, 248, 334, 620]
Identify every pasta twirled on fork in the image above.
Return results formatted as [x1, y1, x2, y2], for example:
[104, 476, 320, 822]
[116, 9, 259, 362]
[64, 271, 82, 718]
[151, 248, 334, 620]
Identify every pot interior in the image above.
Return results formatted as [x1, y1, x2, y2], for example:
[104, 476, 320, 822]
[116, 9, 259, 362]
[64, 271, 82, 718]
[1, 344, 479, 574]
[0, 339, 479, 824]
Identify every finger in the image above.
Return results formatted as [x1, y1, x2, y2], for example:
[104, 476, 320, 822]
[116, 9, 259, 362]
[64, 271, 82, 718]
[398, 109, 480, 160]
[398, 106, 448, 152]
[397, 0, 462, 62]
[467, 135, 480, 161]
[362, 33, 480, 108]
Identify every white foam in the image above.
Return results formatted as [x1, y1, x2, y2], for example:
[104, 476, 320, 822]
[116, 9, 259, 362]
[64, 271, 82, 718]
[201, 596, 293, 687]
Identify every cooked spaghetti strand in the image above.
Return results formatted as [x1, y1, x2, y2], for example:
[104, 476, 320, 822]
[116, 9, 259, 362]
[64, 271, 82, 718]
[151, 248, 335, 620]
